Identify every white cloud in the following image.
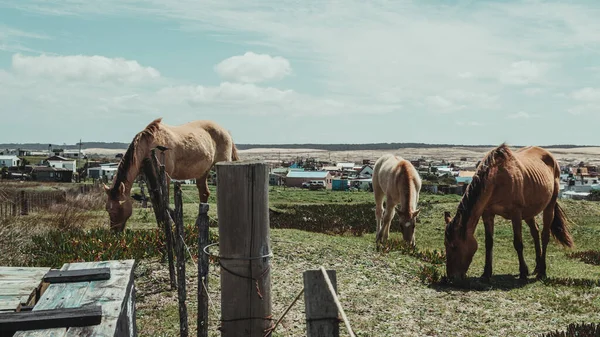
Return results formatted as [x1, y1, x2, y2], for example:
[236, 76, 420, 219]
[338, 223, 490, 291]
[507, 111, 538, 119]
[425, 95, 464, 113]
[499, 61, 548, 86]
[214, 52, 292, 83]
[568, 104, 596, 115]
[11, 53, 161, 83]
[0, 25, 49, 52]
[157, 82, 295, 105]
[523, 87, 543, 96]
[571, 87, 600, 102]
[456, 121, 483, 127]
[458, 72, 474, 79]
[424, 90, 498, 113]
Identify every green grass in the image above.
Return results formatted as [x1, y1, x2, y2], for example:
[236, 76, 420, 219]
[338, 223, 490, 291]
[4, 182, 600, 336]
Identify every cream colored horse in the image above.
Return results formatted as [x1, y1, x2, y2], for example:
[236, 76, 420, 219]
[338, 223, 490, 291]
[104, 118, 239, 231]
[373, 154, 422, 249]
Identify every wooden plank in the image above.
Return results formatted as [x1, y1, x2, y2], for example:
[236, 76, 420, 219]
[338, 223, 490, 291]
[11, 260, 136, 337]
[12, 262, 98, 337]
[64, 259, 136, 337]
[0, 305, 102, 332]
[0, 267, 50, 313]
[0, 267, 51, 279]
[43, 268, 111, 284]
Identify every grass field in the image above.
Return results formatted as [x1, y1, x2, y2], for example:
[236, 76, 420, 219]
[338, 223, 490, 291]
[1, 182, 600, 336]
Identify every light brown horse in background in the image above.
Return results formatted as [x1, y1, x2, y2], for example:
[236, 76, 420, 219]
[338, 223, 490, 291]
[443, 143, 574, 282]
[104, 118, 239, 231]
[373, 154, 422, 249]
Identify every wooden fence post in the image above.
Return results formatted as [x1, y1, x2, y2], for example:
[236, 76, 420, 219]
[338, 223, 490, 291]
[216, 161, 272, 336]
[143, 150, 177, 290]
[174, 182, 188, 337]
[197, 202, 210, 337]
[303, 269, 340, 337]
[20, 191, 28, 216]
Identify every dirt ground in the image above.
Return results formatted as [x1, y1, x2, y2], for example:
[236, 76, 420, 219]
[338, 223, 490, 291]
[86, 146, 600, 168]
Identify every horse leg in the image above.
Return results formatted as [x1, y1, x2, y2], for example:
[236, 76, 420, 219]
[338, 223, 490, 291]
[525, 217, 542, 275]
[539, 204, 555, 279]
[481, 211, 495, 281]
[379, 202, 396, 246]
[373, 184, 385, 245]
[196, 172, 210, 203]
[511, 215, 529, 280]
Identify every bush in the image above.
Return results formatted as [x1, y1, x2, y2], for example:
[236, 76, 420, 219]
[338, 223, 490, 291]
[26, 224, 219, 268]
[567, 250, 600, 266]
[540, 322, 600, 337]
[269, 202, 376, 235]
[588, 190, 600, 201]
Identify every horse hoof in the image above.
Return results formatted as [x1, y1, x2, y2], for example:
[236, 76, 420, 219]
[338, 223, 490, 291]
[480, 275, 491, 283]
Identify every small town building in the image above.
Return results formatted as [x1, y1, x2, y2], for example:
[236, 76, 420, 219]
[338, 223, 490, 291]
[0, 155, 21, 168]
[31, 166, 73, 182]
[285, 170, 333, 189]
[46, 155, 77, 173]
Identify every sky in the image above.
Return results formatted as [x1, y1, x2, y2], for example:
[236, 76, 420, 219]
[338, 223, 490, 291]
[1, 0, 600, 146]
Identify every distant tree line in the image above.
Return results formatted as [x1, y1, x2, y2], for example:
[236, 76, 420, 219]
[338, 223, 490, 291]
[0, 142, 597, 151]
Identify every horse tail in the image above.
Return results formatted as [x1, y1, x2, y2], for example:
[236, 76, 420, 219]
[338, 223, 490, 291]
[551, 202, 574, 248]
[231, 141, 240, 161]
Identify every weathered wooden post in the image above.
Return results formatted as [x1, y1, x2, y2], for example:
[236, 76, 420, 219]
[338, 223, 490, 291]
[196, 202, 210, 337]
[174, 182, 189, 337]
[216, 160, 272, 336]
[20, 191, 28, 216]
[157, 149, 177, 290]
[142, 150, 176, 290]
[303, 269, 339, 337]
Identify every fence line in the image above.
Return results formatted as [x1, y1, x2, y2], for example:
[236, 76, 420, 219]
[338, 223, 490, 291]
[0, 184, 100, 220]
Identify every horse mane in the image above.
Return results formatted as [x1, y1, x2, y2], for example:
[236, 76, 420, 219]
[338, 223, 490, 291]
[446, 142, 513, 239]
[109, 118, 162, 198]
[396, 160, 416, 214]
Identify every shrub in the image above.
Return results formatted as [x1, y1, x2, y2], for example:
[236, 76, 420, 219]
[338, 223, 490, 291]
[418, 265, 443, 284]
[540, 322, 600, 337]
[567, 250, 600, 266]
[380, 237, 446, 264]
[269, 202, 376, 235]
[26, 224, 219, 268]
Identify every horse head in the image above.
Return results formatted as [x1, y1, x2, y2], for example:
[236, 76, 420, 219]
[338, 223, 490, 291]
[396, 207, 421, 247]
[104, 182, 133, 232]
[443, 211, 477, 282]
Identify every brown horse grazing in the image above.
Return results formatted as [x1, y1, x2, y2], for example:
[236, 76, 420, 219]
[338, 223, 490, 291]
[443, 143, 574, 282]
[373, 154, 422, 249]
[104, 118, 239, 231]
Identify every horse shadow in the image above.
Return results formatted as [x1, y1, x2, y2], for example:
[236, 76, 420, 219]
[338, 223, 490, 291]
[429, 274, 537, 292]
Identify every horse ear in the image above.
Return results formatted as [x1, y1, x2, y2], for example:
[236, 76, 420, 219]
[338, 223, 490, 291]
[444, 211, 452, 225]
[412, 208, 420, 218]
[119, 182, 126, 196]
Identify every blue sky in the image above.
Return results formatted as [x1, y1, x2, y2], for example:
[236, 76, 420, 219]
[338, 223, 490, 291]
[1, 0, 599, 146]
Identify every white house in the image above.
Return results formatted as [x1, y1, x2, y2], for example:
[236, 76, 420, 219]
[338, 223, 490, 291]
[0, 155, 20, 167]
[62, 150, 86, 159]
[47, 155, 77, 173]
[87, 166, 118, 180]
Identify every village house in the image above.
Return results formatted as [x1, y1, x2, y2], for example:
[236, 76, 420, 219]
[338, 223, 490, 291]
[0, 155, 21, 168]
[31, 166, 73, 182]
[285, 170, 333, 189]
[46, 155, 77, 173]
